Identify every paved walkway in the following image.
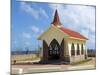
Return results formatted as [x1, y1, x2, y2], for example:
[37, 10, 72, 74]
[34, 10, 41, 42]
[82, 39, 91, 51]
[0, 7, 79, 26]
[11, 58, 96, 74]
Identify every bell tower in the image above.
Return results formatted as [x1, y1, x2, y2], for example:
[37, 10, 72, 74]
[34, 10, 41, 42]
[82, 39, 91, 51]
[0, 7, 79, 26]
[51, 10, 62, 27]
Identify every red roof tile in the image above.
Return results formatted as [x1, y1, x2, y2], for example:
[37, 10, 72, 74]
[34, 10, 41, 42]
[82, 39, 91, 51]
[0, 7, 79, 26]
[60, 27, 88, 40]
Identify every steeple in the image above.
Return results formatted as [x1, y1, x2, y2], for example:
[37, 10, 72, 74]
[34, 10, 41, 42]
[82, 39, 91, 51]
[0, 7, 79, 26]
[51, 9, 62, 27]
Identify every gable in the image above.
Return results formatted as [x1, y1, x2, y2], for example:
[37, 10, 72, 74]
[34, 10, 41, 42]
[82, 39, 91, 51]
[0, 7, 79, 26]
[38, 25, 69, 45]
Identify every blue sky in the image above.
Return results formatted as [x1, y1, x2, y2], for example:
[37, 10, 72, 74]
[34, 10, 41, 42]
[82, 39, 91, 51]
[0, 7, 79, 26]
[11, 0, 96, 51]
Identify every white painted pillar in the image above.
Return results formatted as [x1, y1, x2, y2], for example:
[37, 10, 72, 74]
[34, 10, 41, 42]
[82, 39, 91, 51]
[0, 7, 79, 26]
[74, 43, 77, 56]
[68, 43, 71, 56]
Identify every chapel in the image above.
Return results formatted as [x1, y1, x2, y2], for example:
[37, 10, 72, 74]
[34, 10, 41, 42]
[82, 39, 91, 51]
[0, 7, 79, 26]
[38, 10, 88, 63]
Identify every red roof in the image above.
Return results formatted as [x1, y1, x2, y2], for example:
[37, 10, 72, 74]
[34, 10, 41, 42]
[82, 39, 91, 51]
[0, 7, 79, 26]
[60, 27, 88, 40]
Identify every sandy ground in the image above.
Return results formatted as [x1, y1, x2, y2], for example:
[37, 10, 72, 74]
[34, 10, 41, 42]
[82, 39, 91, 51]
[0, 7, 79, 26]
[11, 57, 96, 74]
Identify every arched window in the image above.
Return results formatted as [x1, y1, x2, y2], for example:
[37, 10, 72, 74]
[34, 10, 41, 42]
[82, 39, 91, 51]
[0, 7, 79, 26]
[81, 44, 84, 54]
[71, 43, 75, 56]
[77, 43, 80, 55]
[55, 44, 58, 50]
[49, 45, 52, 50]
[49, 39, 60, 56]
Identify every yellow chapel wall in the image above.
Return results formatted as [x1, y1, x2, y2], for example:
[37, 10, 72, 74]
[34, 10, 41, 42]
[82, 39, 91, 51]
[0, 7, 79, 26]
[67, 38, 87, 56]
[64, 38, 87, 63]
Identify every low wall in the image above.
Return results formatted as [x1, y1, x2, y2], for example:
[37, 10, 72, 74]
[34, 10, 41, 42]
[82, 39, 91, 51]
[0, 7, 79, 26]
[11, 54, 39, 64]
[70, 55, 85, 63]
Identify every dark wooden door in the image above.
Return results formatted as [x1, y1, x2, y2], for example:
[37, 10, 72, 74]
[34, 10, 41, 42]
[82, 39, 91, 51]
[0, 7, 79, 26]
[48, 39, 60, 60]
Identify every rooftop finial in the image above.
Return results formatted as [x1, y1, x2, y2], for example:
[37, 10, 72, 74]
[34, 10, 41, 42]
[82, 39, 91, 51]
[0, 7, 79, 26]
[51, 9, 62, 27]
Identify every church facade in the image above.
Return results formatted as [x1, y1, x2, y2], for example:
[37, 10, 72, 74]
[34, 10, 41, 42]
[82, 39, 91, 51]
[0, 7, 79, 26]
[38, 10, 88, 63]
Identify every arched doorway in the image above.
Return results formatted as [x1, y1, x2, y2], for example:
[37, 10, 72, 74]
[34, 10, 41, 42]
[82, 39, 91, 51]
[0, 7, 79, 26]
[71, 43, 75, 56]
[48, 39, 60, 60]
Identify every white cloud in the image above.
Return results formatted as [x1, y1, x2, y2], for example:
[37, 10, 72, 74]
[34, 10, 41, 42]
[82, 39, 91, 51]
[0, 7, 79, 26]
[31, 26, 39, 33]
[21, 25, 43, 39]
[39, 8, 49, 18]
[20, 2, 48, 19]
[31, 25, 44, 34]
[20, 2, 39, 19]
[31, 25, 44, 38]
[22, 32, 31, 39]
